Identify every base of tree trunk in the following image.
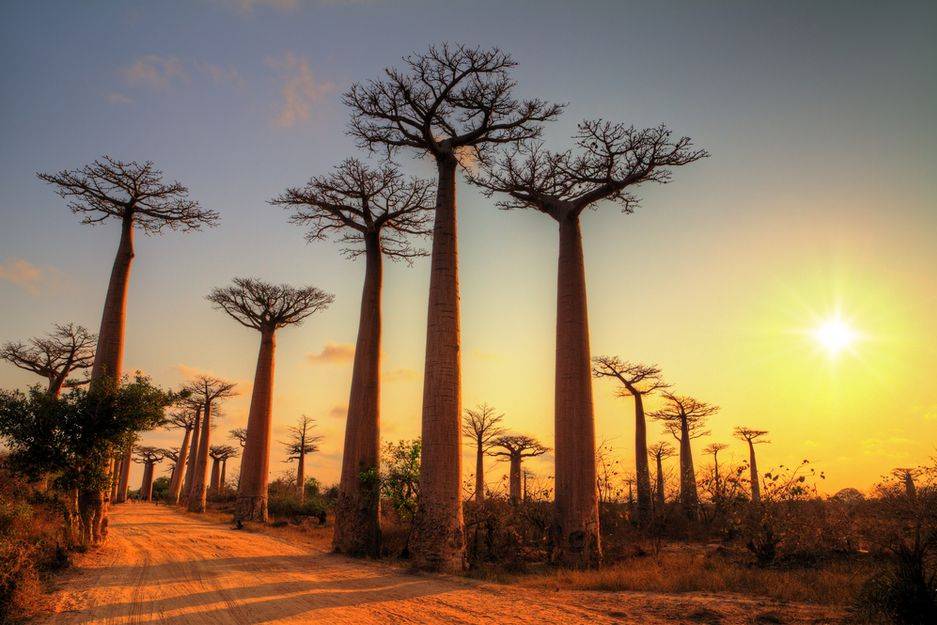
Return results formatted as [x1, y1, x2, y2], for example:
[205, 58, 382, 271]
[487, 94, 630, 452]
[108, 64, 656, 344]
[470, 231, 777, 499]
[410, 504, 464, 572]
[187, 497, 206, 513]
[234, 495, 267, 523]
[332, 491, 381, 557]
[551, 518, 602, 569]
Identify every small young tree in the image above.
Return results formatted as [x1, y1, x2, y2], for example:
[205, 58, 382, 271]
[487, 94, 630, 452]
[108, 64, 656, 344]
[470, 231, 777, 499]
[648, 441, 676, 511]
[184, 376, 238, 512]
[650, 393, 717, 518]
[134, 446, 164, 502]
[488, 435, 549, 504]
[208, 278, 333, 522]
[1, 323, 95, 397]
[0, 374, 171, 545]
[703, 442, 729, 503]
[345, 44, 562, 572]
[734, 427, 769, 503]
[281, 415, 323, 503]
[166, 406, 199, 504]
[273, 158, 433, 556]
[461, 403, 506, 505]
[592, 357, 668, 524]
[379, 438, 422, 555]
[472, 122, 707, 566]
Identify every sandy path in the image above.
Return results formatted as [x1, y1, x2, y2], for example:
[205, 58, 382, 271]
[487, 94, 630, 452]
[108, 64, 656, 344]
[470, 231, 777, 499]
[38, 504, 841, 625]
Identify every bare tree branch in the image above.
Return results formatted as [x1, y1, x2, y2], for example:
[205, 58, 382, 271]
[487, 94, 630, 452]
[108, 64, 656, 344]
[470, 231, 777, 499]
[207, 278, 334, 331]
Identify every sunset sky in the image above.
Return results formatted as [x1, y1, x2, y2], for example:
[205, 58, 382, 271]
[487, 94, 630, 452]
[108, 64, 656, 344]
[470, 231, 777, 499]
[1, 1, 935, 494]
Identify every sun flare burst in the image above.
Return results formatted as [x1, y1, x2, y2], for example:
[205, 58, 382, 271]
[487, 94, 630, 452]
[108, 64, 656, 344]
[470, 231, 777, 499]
[813, 316, 858, 356]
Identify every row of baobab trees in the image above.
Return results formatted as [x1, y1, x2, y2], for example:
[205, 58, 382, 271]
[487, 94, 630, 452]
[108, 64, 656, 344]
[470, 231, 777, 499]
[8, 42, 721, 569]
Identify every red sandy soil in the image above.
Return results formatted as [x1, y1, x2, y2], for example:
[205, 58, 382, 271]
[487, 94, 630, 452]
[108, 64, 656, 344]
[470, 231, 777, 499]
[36, 504, 844, 624]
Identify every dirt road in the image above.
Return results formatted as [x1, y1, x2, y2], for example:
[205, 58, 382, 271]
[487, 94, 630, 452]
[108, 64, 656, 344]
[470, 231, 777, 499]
[38, 504, 840, 624]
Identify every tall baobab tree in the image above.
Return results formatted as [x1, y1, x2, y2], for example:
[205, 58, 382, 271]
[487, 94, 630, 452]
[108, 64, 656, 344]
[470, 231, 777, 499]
[161, 448, 180, 484]
[134, 447, 164, 502]
[471, 122, 707, 566]
[180, 398, 204, 504]
[229, 427, 247, 448]
[488, 435, 549, 504]
[208, 278, 333, 522]
[651, 393, 717, 519]
[648, 441, 676, 511]
[184, 376, 238, 513]
[734, 427, 769, 503]
[592, 357, 668, 525]
[209, 445, 238, 494]
[1, 323, 95, 397]
[38, 157, 217, 541]
[273, 158, 433, 556]
[281, 415, 323, 503]
[461, 403, 506, 505]
[891, 467, 922, 500]
[345, 44, 562, 571]
[703, 442, 728, 503]
[166, 406, 199, 504]
[217, 445, 239, 493]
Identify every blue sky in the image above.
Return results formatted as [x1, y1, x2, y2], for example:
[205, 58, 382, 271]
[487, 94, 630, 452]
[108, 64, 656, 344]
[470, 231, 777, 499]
[1, 1, 935, 491]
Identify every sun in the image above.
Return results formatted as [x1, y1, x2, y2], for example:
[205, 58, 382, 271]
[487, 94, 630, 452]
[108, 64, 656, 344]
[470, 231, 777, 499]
[813, 316, 857, 355]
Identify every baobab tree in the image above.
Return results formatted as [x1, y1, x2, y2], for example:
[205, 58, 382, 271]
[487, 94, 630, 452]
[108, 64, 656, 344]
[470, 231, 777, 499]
[461, 403, 506, 505]
[217, 445, 239, 493]
[648, 441, 676, 511]
[161, 447, 180, 484]
[179, 398, 204, 504]
[134, 447, 164, 502]
[208, 278, 333, 522]
[166, 406, 199, 504]
[273, 158, 433, 556]
[1, 323, 95, 397]
[488, 435, 549, 504]
[471, 122, 707, 566]
[651, 393, 717, 518]
[891, 467, 922, 500]
[184, 375, 238, 513]
[703, 442, 729, 502]
[229, 427, 247, 448]
[345, 43, 562, 571]
[592, 357, 668, 525]
[209, 445, 238, 494]
[281, 415, 323, 503]
[734, 427, 770, 503]
[38, 156, 217, 539]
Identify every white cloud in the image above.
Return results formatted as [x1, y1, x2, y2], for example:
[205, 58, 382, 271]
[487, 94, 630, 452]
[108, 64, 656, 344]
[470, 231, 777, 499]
[307, 342, 355, 364]
[122, 55, 188, 90]
[267, 52, 335, 127]
[0, 258, 62, 295]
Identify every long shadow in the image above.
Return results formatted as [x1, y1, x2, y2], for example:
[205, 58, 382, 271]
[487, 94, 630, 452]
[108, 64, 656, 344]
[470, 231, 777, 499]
[77, 553, 383, 588]
[67, 575, 438, 624]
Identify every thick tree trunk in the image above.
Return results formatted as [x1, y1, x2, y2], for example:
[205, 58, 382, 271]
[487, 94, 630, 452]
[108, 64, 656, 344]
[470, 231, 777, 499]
[235, 328, 276, 523]
[552, 214, 601, 568]
[632, 393, 652, 525]
[509, 455, 522, 504]
[679, 419, 699, 518]
[220, 460, 227, 494]
[474, 443, 485, 505]
[141, 463, 155, 502]
[116, 446, 132, 503]
[748, 441, 760, 504]
[334, 235, 383, 556]
[169, 427, 192, 504]
[181, 407, 202, 503]
[210, 458, 221, 494]
[412, 156, 464, 572]
[713, 455, 722, 503]
[188, 401, 212, 513]
[109, 458, 120, 501]
[296, 452, 306, 503]
[655, 455, 665, 511]
[903, 472, 916, 500]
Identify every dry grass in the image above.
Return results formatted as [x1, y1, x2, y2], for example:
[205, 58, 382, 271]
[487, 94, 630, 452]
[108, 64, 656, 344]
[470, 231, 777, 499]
[522, 551, 870, 606]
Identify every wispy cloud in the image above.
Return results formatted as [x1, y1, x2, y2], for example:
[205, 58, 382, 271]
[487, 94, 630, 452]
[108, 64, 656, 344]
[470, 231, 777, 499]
[384, 367, 419, 383]
[0, 258, 62, 295]
[194, 61, 247, 88]
[217, 0, 301, 13]
[122, 55, 188, 90]
[307, 342, 355, 364]
[267, 52, 335, 127]
[104, 91, 133, 105]
[328, 404, 347, 418]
